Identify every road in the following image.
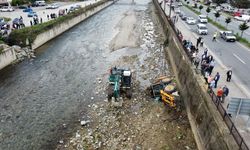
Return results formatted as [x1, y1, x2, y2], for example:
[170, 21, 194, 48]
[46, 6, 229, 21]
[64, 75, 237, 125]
[181, 0, 250, 39]
[161, 1, 250, 95]
[0, 0, 100, 27]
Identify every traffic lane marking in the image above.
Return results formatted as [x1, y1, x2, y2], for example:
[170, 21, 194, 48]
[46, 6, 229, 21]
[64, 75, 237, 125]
[233, 53, 246, 64]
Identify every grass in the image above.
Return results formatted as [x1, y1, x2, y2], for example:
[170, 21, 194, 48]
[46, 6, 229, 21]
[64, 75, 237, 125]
[207, 18, 227, 30]
[235, 33, 250, 48]
[8, 0, 108, 47]
[184, 4, 250, 49]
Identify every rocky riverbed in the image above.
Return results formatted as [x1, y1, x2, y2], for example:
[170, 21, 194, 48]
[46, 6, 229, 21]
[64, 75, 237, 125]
[56, 2, 197, 150]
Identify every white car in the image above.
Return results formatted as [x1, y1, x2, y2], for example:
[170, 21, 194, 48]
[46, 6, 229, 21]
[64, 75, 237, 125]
[0, 6, 14, 12]
[198, 15, 208, 23]
[177, 2, 183, 6]
[186, 17, 196, 24]
[234, 15, 250, 22]
[175, 8, 181, 14]
[197, 24, 208, 35]
[46, 3, 59, 9]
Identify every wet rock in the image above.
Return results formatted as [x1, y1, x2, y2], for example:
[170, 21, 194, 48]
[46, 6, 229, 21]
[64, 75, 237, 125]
[59, 140, 64, 144]
[81, 120, 90, 126]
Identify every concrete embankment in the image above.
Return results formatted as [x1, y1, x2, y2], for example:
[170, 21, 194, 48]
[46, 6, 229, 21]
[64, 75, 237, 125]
[153, 0, 238, 150]
[0, 44, 16, 70]
[32, 0, 114, 50]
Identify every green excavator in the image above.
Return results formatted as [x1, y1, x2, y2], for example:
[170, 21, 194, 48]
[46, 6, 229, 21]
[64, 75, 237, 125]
[107, 67, 132, 100]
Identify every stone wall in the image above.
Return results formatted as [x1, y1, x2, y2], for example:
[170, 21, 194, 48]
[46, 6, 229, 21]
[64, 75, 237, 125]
[152, 0, 238, 150]
[0, 44, 16, 70]
[31, 1, 114, 49]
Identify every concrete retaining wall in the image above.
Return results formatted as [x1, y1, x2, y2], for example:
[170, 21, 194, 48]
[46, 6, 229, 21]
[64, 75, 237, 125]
[153, 0, 238, 150]
[0, 45, 16, 70]
[32, 1, 114, 49]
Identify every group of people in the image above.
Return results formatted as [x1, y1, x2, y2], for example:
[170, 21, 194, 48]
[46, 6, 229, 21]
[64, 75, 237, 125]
[30, 16, 41, 26]
[13, 16, 25, 29]
[181, 35, 233, 104]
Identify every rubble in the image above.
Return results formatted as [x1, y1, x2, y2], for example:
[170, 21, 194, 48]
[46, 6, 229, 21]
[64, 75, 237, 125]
[12, 46, 36, 63]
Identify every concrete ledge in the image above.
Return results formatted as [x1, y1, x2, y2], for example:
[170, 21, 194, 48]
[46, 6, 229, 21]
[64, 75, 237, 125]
[152, 0, 239, 149]
[0, 44, 16, 70]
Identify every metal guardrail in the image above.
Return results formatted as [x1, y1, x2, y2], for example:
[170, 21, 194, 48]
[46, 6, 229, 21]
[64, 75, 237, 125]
[153, 0, 249, 149]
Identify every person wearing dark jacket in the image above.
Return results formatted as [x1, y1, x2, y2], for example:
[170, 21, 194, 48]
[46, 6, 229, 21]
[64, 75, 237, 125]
[226, 69, 232, 82]
[222, 85, 229, 103]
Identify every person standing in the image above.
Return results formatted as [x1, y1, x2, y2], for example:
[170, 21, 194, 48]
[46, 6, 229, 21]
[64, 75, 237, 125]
[196, 37, 202, 47]
[210, 79, 215, 89]
[226, 69, 232, 82]
[222, 85, 229, 103]
[217, 87, 224, 102]
[40, 18, 43, 24]
[209, 60, 215, 75]
[30, 20, 32, 26]
[47, 14, 49, 20]
[204, 48, 208, 56]
[212, 31, 217, 41]
[214, 72, 220, 88]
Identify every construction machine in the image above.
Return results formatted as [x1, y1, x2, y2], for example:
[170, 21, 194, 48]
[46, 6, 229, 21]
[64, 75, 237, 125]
[150, 76, 177, 109]
[107, 67, 132, 100]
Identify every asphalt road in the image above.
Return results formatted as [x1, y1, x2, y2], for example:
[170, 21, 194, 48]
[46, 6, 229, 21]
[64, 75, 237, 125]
[162, 1, 250, 94]
[181, 0, 250, 40]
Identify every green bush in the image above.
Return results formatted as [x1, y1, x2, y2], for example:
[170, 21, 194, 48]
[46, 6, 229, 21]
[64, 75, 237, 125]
[8, 0, 108, 47]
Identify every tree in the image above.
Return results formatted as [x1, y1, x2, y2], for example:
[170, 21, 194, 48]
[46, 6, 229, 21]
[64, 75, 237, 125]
[239, 22, 249, 37]
[225, 17, 231, 27]
[206, 7, 211, 16]
[199, 5, 203, 12]
[230, 0, 250, 9]
[214, 11, 220, 21]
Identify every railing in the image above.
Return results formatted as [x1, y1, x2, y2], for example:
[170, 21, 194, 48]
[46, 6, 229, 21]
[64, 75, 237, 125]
[153, 0, 249, 149]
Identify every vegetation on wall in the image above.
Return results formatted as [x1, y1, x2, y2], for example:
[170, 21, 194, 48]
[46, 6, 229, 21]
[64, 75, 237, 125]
[8, 0, 108, 47]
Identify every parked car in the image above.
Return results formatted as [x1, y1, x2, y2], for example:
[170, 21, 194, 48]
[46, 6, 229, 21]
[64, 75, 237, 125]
[18, 5, 28, 9]
[179, 11, 184, 17]
[219, 31, 236, 42]
[0, 18, 4, 23]
[177, 2, 182, 6]
[23, 8, 33, 12]
[234, 15, 250, 22]
[32, 0, 46, 7]
[186, 17, 196, 24]
[181, 15, 187, 21]
[198, 15, 208, 23]
[46, 3, 59, 9]
[27, 12, 38, 17]
[0, 6, 14, 12]
[174, 8, 181, 14]
[197, 23, 208, 35]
